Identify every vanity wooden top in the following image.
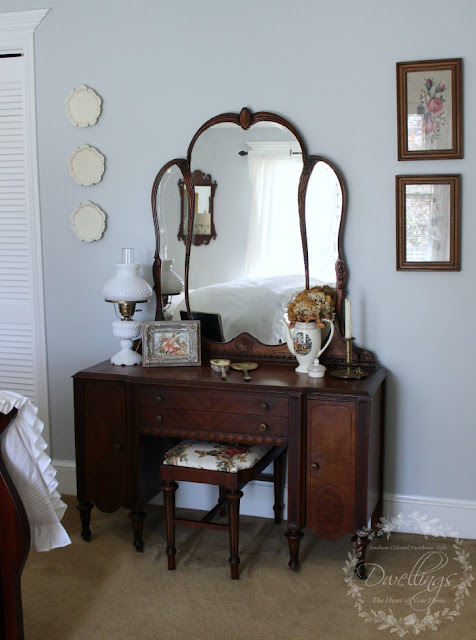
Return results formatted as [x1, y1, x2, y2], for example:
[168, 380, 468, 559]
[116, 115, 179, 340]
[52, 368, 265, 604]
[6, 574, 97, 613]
[74, 359, 386, 397]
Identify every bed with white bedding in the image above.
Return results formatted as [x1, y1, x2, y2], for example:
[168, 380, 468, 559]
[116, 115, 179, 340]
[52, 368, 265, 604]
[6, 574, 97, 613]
[172, 274, 324, 344]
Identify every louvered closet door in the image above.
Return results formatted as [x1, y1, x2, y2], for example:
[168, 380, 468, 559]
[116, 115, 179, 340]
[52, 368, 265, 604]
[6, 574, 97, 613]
[0, 54, 47, 409]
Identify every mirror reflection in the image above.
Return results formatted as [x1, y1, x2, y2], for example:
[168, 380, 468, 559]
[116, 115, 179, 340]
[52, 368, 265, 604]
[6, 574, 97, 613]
[155, 163, 186, 318]
[178, 169, 217, 245]
[305, 160, 343, 285]
[153, 109, 346, 347]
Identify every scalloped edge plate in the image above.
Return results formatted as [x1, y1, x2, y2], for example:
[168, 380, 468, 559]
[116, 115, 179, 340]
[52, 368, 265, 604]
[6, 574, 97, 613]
[68, 144, 105, 186]
[71, 201, 106, 242]
[65, 85, 102, 127]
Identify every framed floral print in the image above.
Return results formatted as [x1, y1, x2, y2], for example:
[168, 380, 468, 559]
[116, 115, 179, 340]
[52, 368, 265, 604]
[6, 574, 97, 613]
[396, 175, 461, 271]
[396, 59, 463, 160]
[142, 320, 201, 367]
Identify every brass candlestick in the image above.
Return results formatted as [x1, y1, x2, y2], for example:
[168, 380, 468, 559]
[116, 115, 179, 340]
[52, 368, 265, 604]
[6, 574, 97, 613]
[330, 337, 368, 379]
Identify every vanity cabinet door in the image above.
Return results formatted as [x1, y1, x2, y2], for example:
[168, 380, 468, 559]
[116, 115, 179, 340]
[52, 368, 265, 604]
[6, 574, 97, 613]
[74, 380, 130, 512]
[306, 399, 357, 540]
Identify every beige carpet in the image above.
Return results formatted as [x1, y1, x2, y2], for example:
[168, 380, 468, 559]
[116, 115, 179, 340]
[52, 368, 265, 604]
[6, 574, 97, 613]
[21, 495, 475, 640]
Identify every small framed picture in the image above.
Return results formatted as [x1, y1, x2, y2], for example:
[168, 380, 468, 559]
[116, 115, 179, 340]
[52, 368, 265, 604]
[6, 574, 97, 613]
[396, 58, 463, 160]
[142, 321, 201, 367]
[396, 174, 460, 271]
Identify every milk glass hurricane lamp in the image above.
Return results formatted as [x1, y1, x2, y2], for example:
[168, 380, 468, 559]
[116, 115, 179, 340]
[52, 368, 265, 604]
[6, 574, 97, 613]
[102, 248, 153, 365]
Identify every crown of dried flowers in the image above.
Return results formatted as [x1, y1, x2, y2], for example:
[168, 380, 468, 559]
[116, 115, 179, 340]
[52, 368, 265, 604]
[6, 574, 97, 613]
[286, 285, 336, 329]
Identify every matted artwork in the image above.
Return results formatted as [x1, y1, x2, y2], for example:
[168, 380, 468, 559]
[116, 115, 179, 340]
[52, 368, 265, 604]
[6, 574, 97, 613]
[396, 58, 463, 160]
[142, 321, 201, 367]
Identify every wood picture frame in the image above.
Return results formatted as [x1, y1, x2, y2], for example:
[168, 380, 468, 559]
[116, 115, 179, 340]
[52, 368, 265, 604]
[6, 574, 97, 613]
[396, 175, 460, 271]
[396, 58, 462, 160]
[142, 320, 201, 367]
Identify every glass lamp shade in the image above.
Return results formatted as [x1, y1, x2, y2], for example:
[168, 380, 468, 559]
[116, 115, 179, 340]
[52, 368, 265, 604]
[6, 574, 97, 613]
[103, 260, 153, 366]
[102, 263, 153, 302]
[161, 259, 184, 295]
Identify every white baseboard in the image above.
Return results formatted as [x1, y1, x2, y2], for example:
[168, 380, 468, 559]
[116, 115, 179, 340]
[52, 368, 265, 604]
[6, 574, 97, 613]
[54, 459, 76, 495]
[383, 492, 476, 540]
[54, 461, 476, 539]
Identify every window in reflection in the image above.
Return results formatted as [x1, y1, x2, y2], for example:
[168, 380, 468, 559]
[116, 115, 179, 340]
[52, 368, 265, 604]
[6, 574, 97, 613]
[405, 183, 450, 262]
[244, 144, 302, 278]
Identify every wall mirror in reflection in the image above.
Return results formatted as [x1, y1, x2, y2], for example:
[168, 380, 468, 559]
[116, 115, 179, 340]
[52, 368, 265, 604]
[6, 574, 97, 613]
[396, 174, 460, 271]
[178, 170, 217, 245]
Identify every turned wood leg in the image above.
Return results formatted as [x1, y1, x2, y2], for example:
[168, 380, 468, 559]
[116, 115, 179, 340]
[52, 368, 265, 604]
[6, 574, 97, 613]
[129, 507, 146, 552]
[161, 481, 178, 570]
[285, 528, 304, 571]
[273, 453, 284, 524]
[218, 486, 227, 517]
[352, 528, 372, 580]
[76, 500, 93, 542]
[226, 489, 243, 580]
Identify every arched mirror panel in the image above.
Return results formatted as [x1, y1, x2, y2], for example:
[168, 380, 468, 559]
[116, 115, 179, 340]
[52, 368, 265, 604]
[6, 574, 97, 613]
[151, 108, 355, 362]
[151, 159, 192, 321]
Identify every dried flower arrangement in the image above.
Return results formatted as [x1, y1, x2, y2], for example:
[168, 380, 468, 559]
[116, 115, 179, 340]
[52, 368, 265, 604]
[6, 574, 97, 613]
[286, 285, 336, 328]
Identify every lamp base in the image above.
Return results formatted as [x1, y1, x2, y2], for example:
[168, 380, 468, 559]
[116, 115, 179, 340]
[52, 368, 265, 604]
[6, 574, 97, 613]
[111, 340, 142, 366]
[111, 320, 142, 366]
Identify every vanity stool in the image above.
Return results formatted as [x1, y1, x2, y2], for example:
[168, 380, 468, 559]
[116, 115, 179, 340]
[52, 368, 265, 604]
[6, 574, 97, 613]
[160, 439, 286, 579]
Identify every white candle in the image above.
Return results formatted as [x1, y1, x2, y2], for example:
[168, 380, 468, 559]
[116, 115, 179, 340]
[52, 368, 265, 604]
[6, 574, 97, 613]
[344, 298, 352, 339]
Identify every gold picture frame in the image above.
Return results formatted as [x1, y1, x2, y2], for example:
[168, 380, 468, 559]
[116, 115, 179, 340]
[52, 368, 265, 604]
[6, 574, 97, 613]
[396, 58, 463, 160]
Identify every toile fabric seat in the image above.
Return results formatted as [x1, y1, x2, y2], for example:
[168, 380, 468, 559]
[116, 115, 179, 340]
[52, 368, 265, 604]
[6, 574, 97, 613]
[160, 439, 286, 579]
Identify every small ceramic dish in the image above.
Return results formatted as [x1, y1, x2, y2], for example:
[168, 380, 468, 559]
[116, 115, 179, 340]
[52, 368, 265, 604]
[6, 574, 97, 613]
[210, 358, 231, 379]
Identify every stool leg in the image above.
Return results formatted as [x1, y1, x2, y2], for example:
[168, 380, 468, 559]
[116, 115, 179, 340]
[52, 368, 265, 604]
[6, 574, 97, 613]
[161, 481, 178, 570]
[218, 486, 227, 517]
[225, 489, 243, 580]
[273, 453, 285, 524]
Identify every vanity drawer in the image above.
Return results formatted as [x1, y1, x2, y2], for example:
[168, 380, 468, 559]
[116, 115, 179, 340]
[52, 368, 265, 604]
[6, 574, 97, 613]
[135, 386, 289, 417]
[137, 407, 288, 440]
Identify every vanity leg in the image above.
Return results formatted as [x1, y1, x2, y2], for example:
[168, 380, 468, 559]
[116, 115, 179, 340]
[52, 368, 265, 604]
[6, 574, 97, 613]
[76, 500, 93, 542]
[352, 527, 372, 580]
[129, 507, 146, 552]
[285, 528, 304, 570]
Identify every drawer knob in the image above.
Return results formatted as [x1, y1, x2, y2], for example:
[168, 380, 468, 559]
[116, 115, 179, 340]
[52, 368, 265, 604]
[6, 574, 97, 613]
[155, 415, 163, 423]
[113, 443, 122, 452]
[311, 462, 319, 472]
[258, 423, 268, 432]
[259, 402, 269, 411]
[155, 395, 163, 404]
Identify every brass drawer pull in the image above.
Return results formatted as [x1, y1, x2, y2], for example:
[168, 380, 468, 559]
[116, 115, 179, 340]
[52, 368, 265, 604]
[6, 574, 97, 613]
[311, 463, 319, 472]
[155, 395, 162, 404]
[113, 443, 122, 452]
[258, 423, 268, 432]
[155, 415, 163, 423]
[259, 402, 269, 411]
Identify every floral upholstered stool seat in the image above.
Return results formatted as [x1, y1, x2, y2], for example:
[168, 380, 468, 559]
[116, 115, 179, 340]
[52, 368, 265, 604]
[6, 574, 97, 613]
[160, 439, 286, 579]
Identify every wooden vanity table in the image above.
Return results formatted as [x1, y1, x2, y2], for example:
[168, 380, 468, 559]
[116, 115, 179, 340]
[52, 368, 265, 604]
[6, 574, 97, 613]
[74, 107, 386, 570]
[73, 357, 385, 568]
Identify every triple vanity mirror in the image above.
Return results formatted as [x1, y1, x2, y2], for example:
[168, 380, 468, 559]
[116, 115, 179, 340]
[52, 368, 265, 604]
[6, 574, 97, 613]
[151, 107, 368, 364]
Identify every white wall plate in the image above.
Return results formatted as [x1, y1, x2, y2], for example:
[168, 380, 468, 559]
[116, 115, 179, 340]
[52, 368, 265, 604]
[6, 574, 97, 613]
[68, 144, 105, 186]
[65, 85, 102, 127]
[70, 201, 106, 241]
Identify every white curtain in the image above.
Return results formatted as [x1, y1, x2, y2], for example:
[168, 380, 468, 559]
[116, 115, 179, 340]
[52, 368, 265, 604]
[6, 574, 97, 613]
[244, 151, 303, 278]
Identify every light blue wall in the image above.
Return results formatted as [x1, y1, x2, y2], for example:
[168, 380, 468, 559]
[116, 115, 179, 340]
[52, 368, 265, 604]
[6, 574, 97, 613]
[2, 0, 475, 503]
